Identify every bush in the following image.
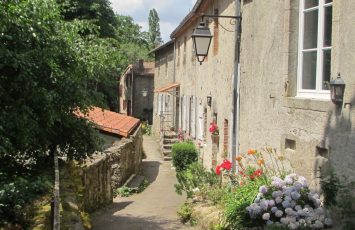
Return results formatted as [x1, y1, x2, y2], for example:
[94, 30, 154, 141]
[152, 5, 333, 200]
[177, 202, 194, 224]
[0, 173, 52, 227]
[175, 162, 219, 198]
[223, 178, 268, 229]
[245, 174, 333, 229]
[172, 141, 198, 172]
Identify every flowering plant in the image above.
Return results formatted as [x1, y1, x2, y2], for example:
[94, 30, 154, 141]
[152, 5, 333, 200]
[215, 159, 232, 175]
[246, 174, 332, 229]
[209, 121, 219, 135]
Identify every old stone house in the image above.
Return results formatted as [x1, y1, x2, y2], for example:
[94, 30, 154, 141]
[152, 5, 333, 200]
[152, 0, 355, 186]
[238, 0, 355, 187]
[150, 40, 178, 135]
[152, 0, 238, 168]
[119, 60, 154, 124]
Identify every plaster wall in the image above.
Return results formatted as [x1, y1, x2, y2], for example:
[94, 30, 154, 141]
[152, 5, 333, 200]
[239, 0, 355, 187]
[174, 0, 236, 170]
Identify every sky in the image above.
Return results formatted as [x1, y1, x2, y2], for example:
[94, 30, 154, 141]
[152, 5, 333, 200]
[109, 0, 197, 43]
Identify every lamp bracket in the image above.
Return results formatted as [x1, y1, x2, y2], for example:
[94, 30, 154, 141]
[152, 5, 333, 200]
[201, 14, 242, 20]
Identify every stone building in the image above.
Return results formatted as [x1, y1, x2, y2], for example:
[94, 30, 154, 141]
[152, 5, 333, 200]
[150, 40, 178, 135]
[238, 0, 355, 186]
[164, 0, 237, 169]
[152, 0, 355, 186]
[119, 60, 154, 124]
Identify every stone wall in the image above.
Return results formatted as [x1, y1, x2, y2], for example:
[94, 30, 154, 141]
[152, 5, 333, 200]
[172, 0, 236, 170]
[239, 0, 355, 188]
[79, 126, 143, 212]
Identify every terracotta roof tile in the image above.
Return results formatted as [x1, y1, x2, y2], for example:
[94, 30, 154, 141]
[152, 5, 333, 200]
[76, 107, 140, 137]
[154, 82, 180, 93]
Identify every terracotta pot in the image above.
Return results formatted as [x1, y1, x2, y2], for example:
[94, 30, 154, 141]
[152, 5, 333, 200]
[211, 134, 219, 144]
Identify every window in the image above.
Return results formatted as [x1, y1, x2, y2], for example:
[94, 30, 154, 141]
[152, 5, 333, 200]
[297, 0, 332, 99]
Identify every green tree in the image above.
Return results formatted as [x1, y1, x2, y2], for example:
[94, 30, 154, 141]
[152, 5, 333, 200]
[58, 0, 117, 38]
[148, 8, 163, 49]
[0, 0, 112, 172]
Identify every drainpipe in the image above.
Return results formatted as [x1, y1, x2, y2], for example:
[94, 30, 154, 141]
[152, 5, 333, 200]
[131, 66, 134, 116]
[231, 0, 241, 172]
[172, 39, 177, 129]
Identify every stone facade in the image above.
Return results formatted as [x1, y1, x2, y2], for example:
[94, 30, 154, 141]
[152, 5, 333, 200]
[151, 41, 177, 136]
[79, 127, 143, 212]
[239, 0, 355, 187]
[119, 61, 154, 123]
[170, 0, 237, 170]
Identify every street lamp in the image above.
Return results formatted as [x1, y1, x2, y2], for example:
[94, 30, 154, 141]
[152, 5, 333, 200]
[141, 89, 148, 97]
[330, 73, 345, 105]
[191, 22, 213, 65]
[192, 14, 241, 65]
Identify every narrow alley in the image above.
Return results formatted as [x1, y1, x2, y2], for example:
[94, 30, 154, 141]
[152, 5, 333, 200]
[91, 135, 195, 230]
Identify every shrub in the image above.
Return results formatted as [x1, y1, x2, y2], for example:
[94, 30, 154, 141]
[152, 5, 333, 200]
[177, 202, 195, 224]
[175, 162, 219, 198]
[172, 141, 198, 172]
[0, 174, 52, 227]
[141, 121, 152, 135]
[246, 174, 333, 229]
[223, 178, 268, 229]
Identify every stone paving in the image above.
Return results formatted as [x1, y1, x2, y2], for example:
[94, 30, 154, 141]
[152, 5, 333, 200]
[91, 135, 195, 230]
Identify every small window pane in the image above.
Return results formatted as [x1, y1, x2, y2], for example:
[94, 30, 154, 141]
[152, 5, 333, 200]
[302, 51, 317, 90]
[303, 10, 319, 49]
[325, 0, 332, 4]
[323, 6, 332, 46]
[304, 0, 319, 9]
[322, 50, 331, 90]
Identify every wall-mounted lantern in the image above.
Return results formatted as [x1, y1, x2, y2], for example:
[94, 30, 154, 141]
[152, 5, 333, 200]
[192, 14, 241, 65]
[141, 89, 148, 97]
[207, 94, 212, 107]
[191, 22, 213, 65]
[330, 73, 345, 105]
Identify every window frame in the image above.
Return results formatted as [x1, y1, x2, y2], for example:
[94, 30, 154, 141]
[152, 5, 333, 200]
[297, 0, 333, 99]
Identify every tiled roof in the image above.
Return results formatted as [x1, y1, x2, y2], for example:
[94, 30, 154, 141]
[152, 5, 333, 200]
[76, 107, 140, 137]
[170, 0, 205, 38]
[154, 82, 180, 93]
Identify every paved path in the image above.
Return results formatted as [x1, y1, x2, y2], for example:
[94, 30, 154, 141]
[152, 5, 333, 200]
[92, 135, 195, 230]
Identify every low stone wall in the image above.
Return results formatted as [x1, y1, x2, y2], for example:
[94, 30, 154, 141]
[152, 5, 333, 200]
[79, 126, 143, 212]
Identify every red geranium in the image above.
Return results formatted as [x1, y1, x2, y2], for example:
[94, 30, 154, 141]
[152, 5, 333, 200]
[221, 159, 232, 170]
[254, 169, 263, 177]
[215, 165, 222, 175]
[209, 122, 219, 135]
[215, 159, 232, 175]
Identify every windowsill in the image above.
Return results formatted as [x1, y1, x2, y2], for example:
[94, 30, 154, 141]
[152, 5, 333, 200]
[282, 97, 332, 112]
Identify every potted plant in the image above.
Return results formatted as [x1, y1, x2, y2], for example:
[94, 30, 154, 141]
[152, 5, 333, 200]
[209, 121, 219, 144]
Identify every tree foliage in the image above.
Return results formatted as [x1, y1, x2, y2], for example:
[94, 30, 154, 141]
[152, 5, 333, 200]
[148, 8, 163, 49]
[0, 0, 113, 172]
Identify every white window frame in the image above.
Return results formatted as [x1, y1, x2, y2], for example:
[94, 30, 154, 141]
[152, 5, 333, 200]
[297, 0, 332, 99]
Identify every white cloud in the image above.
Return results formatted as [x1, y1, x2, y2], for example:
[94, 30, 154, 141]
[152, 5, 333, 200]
[110, 0, 144, 15]
[160, 21, 177, 41]
[110, 0, 196, 43]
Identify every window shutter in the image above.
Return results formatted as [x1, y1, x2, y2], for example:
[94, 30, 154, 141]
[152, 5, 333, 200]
[197, 101, 205, 141]
[179, 96, 183, 129]
[190, 96, 196, 138]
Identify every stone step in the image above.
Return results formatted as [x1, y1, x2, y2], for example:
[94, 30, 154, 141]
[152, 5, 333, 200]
[162, 138, 179, 144]
[162, 144, 173, 149]
[162, 149, 172, 157]
[163, 156, 172, 161]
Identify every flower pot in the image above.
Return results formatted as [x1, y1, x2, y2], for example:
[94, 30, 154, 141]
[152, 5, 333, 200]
[211, 134, 219, 144]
